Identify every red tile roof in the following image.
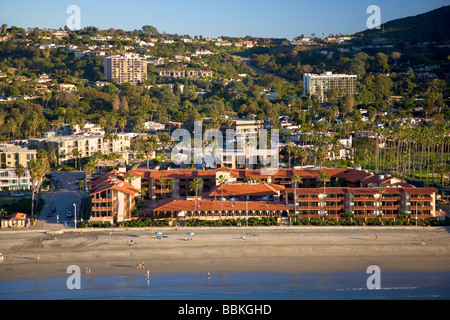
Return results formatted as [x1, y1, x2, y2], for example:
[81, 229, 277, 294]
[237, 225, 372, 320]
[333, 169, 372, 183]
[9, 212, 27, 220]
[207, 183, 285, 197]
[90, 170, 140, 196]
[153, 198, 292, 212]
[361, 174, 406, 186]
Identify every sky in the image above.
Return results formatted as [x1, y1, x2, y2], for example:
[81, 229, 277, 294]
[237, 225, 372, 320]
[0, 0, 448, 40]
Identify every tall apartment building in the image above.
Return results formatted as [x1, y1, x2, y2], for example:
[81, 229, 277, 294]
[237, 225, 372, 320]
[104, 55, 147, 85]
[303, 72, 357, 103]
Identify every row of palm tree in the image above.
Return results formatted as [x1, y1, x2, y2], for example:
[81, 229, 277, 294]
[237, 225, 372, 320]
[373, 124, 450, 192]
[284, 123, 449, 192]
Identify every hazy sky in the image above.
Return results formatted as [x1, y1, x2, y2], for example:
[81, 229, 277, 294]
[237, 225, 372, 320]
[0, 0, 448, 39]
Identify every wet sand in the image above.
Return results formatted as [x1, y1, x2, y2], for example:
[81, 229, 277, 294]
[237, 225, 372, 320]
[0, 226, 449, 281]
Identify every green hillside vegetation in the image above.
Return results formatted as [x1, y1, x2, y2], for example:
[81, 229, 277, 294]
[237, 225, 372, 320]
[356, 5, 450, 43]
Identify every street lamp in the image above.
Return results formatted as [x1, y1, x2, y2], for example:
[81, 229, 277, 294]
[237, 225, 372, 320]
[73, 203, 77, 230]
[415, 201, 418, 227]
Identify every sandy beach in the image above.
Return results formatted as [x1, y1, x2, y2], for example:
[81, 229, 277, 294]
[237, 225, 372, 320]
[0, 226, 449, 282]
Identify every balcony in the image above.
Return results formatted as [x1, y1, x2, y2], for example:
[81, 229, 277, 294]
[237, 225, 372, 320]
[92, 206, 113, 211]
[297, 206, 321, 211]
[410, 196, 432, 201]
[325, 205, 345, 210]
[353, 205, 376, 211]
[297, 196, 319, 202]
[353, 196, 376, 201]
[91, 198, 113, 203]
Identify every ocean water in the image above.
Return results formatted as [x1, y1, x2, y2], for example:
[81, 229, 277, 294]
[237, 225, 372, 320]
[0, 271, 449, 300]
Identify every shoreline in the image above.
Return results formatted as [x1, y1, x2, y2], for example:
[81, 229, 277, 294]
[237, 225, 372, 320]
[1, 226, 449, 282]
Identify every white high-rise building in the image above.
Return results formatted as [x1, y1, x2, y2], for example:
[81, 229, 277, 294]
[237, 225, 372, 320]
[303, 72, 357, 103]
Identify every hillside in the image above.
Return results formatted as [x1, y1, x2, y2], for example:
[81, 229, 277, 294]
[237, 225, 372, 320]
[356, 5, 450, 43]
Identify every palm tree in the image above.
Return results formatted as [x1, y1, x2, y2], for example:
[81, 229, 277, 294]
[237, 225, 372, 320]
[140, 136, 158, 169]
[165, 179, 174, 199]
[71, 148, 80, 170]
[216, 174, 228, 220]
[47, 148, 58, 168]
[377, 187, 386, 218]
[189, 177, 203, 219]
[157, 175, 167, 199]
[436, 163, 450, 199]
[83, 158, 96, 192]
[118, 117, 127, 133]
[124, 173, 136, 220]
[28, 156, 49, 220]
[284, 140, 294, 168]
[291, 174, 303, 222]
[15, 164, 25, 190]
[298, 148, 308, 169]
[319, 170, 330, 219]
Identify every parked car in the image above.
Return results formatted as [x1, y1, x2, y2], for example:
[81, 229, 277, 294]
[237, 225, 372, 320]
[12, 193, 24, 197]
[67, 211, 73, 218]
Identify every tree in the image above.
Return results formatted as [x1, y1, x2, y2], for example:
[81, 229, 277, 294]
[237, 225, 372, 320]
[319, 170, 330, 219]
[377, 187, 386, 217]
[390, 51, 402, 66]
[124, 172, 137, 220]
[142, 25, 160, 36]
[189, 177, 203, 219]
[118, 117, 127, 133]
[71, 148, 80, 170]
[83, 158, 96, 192]
[284, 140, 294, 168]
[291, 174, 302, 221]
[140, 136, 158, 169]
[15, 164, 25, 189]
[375, 52, 389, 72]
[112, 94, 120, 112]
[216, 174, 228, 220]
[436, 163, 450, 199]
[28, 155, 49, 220]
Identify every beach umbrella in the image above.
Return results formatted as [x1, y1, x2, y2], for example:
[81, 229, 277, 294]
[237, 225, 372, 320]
[187, 232, 195, 236]
[155, 232, 162, 235]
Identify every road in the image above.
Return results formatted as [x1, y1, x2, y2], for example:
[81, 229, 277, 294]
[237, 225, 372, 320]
[35, 171, 86, 230]
[241, 58, 270, 75]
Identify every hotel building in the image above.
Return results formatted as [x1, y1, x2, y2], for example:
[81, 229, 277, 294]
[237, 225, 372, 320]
[89, 170, 141, 224]
[128, 167, 438, 221]
[104, 55, 147, 85]
[303, 72, 357, 103]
